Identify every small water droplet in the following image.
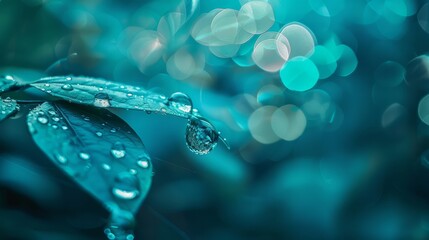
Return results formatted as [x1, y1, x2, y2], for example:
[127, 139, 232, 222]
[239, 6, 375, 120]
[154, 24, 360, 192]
[94, 93, 111, 108]
[95, 131, 103, 137]
[61, 125, 68, 130]
[65, 76, 72, 81]
[3, 97, 12, 103]
[2, 75, 14, 81]
[120, 85, 125, 89]
[103, 163, 111, 171]
[52, 124, 58, 129]
[84, 116, 90, 121]
[79, 152, 91, 160]
[167, 92, 193, 113]
[99, 87, 104, 91]
[126, 93, 133, 97]
[37, 116, 49, 124]
[110, 128, 117, 133]
[137, 158, 150, 169]
[48, 110, 56, 115]
[129, 169, 137, 175]
[185, 116, 219, 155]
[52, 117, 60, 122]
[1, 111, 5, 114]
[111, 142, 126, 159]
[61, 84, 73, 91]
[55, 153, 68, 164]
[112, 172, 140, 200]
[44, 83, 50, 87]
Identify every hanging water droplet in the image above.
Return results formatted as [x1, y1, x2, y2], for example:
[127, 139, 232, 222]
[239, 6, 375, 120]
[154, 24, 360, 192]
[37, 116, 49, 124]
[167, 92, 193, 114]
[55, 152, 68, 164]
[95, 131, 103, 137]
[61, 84, 73, 91]
[94, 93, 111, 108]
[112, 172, 140, 200]
[137, 156, 150, 169]
[105, 207, 135, 240]
[185, 116, 219, 155]
[111, 142, 126, 159]
[79, 152, 91, 160]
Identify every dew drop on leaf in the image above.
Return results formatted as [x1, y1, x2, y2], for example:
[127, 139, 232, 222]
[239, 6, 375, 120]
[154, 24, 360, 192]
[137, 157, 150, 169]
[61, 84, 74, 91]
[185, 116, 219, 155]
[55, 152, 68, 164]
[167, 92, 193, 113]
[94, 93, 112, 108]
[103, 163, 112, 171]
[112, 172, 140, 200]
[111, 142, 126, 159]
[37, 116, 49, 124]
[95, 131, 103, 137]
[79, 152, 91, 160]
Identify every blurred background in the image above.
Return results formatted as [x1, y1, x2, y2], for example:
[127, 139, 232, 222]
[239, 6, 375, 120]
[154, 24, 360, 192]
[1, 0, 429, 239]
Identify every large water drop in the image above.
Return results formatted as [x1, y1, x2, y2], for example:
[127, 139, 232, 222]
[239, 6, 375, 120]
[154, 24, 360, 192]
[185, 116, 219, 155]
[94, 93, 111, 108]
[111, 142, 126, 159]
[112, 172, 140, 200]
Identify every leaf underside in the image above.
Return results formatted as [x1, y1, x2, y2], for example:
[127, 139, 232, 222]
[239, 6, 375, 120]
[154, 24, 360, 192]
[0, 98, 18, 122]
[27, 102, 152, 214]
[31, 76, 191, 118]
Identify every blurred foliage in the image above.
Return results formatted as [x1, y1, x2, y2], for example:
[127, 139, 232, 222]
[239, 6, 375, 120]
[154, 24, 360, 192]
[2, 0, 429, 240]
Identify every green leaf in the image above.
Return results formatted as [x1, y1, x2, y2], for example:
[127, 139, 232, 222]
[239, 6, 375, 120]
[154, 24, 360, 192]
[0, 75, 19, 93]
[30, 76, 194, 118]
[26, 102, 152, 214]
[0, 97, 19, 122]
